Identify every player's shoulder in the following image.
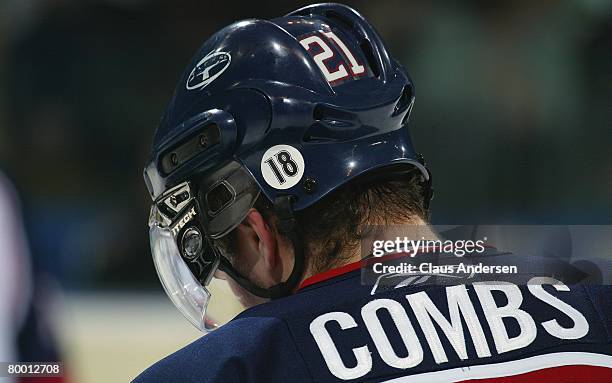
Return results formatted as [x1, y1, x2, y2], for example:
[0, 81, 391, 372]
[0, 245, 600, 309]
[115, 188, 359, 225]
[133, 314, 309, 383]
[133, 276, 355, 383]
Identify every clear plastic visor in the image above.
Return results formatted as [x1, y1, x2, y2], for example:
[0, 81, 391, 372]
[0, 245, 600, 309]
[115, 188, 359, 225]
[149, 223, 218, 332]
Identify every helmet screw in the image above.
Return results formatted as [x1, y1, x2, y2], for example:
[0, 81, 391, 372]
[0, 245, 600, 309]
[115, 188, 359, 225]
[199, 135, 208, 147]
[302, 177, 317, 194]
[182, 227, 203, 260]
[170, 153, 178, 166]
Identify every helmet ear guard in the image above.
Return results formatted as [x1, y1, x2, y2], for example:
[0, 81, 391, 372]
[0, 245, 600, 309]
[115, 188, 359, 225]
[195, 161, 261, 239]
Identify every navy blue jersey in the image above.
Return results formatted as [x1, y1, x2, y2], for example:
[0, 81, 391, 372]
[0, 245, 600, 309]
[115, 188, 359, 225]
[135, 253, 612, 382]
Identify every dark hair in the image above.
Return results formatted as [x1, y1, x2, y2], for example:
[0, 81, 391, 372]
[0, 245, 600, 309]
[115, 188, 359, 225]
[219, 167, 429, 275]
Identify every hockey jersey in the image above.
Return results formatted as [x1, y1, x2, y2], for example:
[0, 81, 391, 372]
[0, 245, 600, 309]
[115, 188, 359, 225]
[134, 251, 612, 382]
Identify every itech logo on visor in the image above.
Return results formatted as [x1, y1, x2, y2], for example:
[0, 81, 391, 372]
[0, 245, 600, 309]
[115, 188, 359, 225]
[186, 51, 231, 91]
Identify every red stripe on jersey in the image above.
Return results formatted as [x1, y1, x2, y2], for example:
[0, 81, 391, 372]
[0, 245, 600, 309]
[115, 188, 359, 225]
[456, 365, 612, 383]
[297, 259, 363, 291]
[297, 250, 438, 291]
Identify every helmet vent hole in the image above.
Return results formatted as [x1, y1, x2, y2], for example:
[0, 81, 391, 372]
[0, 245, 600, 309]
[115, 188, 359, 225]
[206, 182, 235, 216]
[360, 40, 380, 77]
[312, 105, 325, 121]
[306, 105, 360, 142]
[312, 104, 355, 123]
[393, 85, 415, 125]
[324, 10, 354, 31]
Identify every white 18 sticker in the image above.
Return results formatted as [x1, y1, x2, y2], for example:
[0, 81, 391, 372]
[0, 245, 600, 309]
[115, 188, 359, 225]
[260, 145, 305, 190]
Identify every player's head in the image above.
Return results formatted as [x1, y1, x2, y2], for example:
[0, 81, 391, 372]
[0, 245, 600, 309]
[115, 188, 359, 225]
[143, 3, 432, 332]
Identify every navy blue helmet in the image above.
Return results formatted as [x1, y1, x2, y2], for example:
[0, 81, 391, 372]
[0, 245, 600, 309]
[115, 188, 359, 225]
[144, 3, 432, 331]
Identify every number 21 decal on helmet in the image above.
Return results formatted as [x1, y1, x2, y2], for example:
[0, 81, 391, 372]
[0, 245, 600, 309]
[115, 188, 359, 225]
[299, 31, 368, 85]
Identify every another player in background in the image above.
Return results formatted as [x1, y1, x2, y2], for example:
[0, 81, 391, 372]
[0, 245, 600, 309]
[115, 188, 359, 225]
[136, 4, 611, 382]
[0, 172, 31, 383]
[0, 172, 66, 383]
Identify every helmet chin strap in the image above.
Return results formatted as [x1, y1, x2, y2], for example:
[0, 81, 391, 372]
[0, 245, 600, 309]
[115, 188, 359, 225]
[217, 195, 306, 299]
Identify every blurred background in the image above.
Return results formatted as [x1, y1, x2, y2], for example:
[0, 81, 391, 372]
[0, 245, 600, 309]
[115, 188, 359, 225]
[0, 0, 611, 381]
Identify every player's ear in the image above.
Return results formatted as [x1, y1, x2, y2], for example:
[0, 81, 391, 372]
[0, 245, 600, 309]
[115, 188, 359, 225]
[235, 208, 284, 284]
[242, 208, 276, 261]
